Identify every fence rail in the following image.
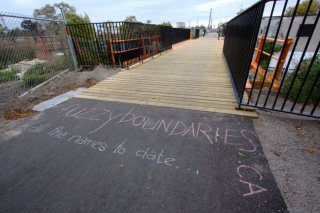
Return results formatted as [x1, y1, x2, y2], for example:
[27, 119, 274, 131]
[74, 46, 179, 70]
[0, 12, 74, 103]
[66, 22, 191, 68]
[224, 0, 320, 118]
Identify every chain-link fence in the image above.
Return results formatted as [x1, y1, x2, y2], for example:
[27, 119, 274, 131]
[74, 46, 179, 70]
[0, 12, 74, 103]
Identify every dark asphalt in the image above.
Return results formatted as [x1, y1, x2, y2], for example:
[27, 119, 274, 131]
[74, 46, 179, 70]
[0, 98, 287, 213]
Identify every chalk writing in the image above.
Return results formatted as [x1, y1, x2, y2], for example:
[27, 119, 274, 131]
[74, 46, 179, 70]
[28, 123, 51, 133]
[55, 104, 258, 153]
[48, 126, 68, 139]
[237, 164, 267, 197]
[66, 135, 107, 152]
[52, 103, 270, 198]
[136, 148, 176, 167]
[28, 125, 181, 170]
[113, 142, 126, 154]
[239, 180, 268, 197]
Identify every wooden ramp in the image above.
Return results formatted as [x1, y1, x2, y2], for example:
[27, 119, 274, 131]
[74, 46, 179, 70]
[76, 37, 257, 118]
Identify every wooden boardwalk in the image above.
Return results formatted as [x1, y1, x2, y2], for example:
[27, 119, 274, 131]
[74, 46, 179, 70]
[76, 37, 257, 117]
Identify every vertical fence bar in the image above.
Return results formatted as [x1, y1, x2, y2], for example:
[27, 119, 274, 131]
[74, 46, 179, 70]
[223, 1, 265, 103]
[280, 0, 316, 111]
[66, 22, 191, 69]
[265, 0, 300, 108]
[247, 0, 276, 105]
[290, 36, 320, 111]
[300, 41, 320, 113]
[223, 0, 319, 118]
[254, 0, 281, 106]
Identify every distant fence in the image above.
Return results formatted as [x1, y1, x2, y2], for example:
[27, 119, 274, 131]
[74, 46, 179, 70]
[66, 22, 191, 68]
[224, 0, 320, 118]
[0, 12, 74, 103]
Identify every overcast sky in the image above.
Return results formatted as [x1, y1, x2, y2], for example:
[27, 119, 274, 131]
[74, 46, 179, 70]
[1, 0, 293, 27]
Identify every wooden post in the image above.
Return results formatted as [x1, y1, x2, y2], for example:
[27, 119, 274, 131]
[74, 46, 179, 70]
[109, 39, 116, 67]
[254, 36, 265, 66]
[141, 37, 146, 59]
[274, 38, 293, 81]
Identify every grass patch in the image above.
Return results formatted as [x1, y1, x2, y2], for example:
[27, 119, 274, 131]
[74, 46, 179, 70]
[23, 56, 74, 87]
[0, 67, 19, 83]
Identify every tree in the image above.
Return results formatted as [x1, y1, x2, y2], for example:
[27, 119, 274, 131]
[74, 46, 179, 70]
[0, 24, 7, 36]
[54, 2, 76, 13]
[124, 16, 138, 22]
[160, 21, 172, 27]
[21, 20, 42, 35]
[7, 28, 22, 37]
[146, 20, 152, 24]
[65, 13, 90, 24]
[33, 2, 77, 20]
[33, 4, 57, 19]
[285, 0, 320, 16]
[197, 24, 206, 30]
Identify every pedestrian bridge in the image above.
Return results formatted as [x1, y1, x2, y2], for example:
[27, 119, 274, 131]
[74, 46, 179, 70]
[76, 35, 257, 117]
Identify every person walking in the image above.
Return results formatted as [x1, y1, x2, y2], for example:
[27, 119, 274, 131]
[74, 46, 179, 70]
[203, 28, 206, 37]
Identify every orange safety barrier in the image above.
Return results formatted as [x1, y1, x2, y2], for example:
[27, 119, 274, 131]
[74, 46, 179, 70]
[247, 36, 293, 91]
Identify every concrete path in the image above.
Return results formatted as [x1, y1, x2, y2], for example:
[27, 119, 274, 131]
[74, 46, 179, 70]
[76, 37, 257, 118]
[0, 98, 286, 212]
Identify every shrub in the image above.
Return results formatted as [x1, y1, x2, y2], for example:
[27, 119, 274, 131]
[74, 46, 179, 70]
[26, 63, 47, 74]
[0, 67, 19, 83]
[23, 73, 48, 87]
[282, 55, 320, 103]
[22, 56, 73, 87]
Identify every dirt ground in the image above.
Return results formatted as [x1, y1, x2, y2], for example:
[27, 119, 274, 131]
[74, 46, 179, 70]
[0, 65, 120, 119]
[0, 65, 319, 212]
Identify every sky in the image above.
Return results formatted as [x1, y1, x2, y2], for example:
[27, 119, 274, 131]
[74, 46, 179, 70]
[1, 0, 294, 27]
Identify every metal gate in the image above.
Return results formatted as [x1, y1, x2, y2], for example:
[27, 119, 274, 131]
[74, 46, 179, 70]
[223, 0, 320, 118]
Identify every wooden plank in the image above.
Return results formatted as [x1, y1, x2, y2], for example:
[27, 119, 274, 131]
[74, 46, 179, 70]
[76, 92, 238, 110]
[76, 95, 257, 118]
[81, 89, 236, 102]
[91, 85, 235, 95]
[78, 38, 256, 118]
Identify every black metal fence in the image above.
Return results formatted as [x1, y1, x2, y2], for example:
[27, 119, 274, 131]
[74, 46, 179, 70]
[224, 0, 320, 118]
[172, 28, 191, 44]
[67, 22, 190, 68]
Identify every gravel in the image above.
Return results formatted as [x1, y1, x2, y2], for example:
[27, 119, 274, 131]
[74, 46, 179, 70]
[253, 109, 320, 213]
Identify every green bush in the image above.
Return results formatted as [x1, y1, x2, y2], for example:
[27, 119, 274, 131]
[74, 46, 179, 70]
[22, 56, 73, 87]
[282, 55, 320, 103]
[0, 67, 19, 83]
[23, 73, 48, 87]
[26, 63, 47, 74]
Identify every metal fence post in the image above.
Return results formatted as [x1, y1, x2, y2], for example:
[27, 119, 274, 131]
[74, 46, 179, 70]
[60, 8, 79, 70]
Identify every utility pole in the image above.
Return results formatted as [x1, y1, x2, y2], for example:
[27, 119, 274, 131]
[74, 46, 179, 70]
[208, 8, 212, 31]
[60, 7, 79, 70]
